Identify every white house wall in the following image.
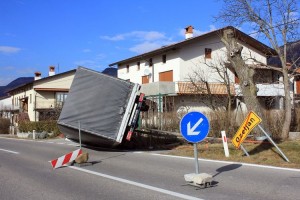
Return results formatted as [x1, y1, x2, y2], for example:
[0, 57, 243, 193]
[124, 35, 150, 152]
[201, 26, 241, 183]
[26, 90, 35, 121]
[8, 71, 75, 122]
[118, 50, 181, 84]
[35, 91, 55, 109]
[239, 42, 267, 65]
[117, 34, 269, 87]
[179, 36, 232, 83]
[34, 73, 75, 89]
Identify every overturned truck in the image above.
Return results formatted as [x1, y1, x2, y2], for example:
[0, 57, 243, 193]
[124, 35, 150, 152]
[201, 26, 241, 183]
[58, 67, 146, 147]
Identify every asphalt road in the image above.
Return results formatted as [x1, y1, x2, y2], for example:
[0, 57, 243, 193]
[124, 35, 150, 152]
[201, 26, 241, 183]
[0, 137, 299, 200]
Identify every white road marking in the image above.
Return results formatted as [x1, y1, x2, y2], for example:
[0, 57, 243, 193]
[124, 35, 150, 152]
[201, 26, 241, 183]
[143, 153, 300, 172]
[1, 137, 299, 172]
[0, 148, 19, 154]
[69, 166, 204, 200]
[0, 137, 77, 146]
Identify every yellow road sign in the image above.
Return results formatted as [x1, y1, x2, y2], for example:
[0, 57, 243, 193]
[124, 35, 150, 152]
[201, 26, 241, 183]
[232, 111, 262, 148]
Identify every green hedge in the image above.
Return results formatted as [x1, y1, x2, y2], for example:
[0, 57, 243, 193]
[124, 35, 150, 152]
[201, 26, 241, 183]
[18, 121, 60, 137]
[0, 118, 10, 134]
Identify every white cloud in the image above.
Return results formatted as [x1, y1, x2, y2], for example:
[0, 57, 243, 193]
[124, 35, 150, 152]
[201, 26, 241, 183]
[129, 42, 163, 54]
[101, 35, 125, 41]
[82, 49, 91, 53]
[2, 66, 15, 70]
[0, 46, 21, 54]
[179, 25, 218, 37]
[102, 30, 174, 54]
[96, 53, 106, 59]
[16, 67, 37, 75]
[74, 60, 98, 68]
[129, 39, 174, 54]
[101, 31, 167, 42]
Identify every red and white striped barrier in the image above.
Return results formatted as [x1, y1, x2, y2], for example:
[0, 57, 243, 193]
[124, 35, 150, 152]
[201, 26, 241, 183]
[49, 149, 82, 169]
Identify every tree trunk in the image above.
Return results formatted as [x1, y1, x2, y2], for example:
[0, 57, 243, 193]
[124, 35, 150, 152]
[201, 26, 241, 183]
[222, 29, 267, 135]
[281, 67, 292, 139]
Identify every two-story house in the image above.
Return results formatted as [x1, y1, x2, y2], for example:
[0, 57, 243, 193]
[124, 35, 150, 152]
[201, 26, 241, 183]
[7, 67, 76, 126]
[109, 26, 284, 115]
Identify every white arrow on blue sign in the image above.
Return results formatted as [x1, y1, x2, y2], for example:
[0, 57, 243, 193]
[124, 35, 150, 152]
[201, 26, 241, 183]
[180, 111, 210, 143]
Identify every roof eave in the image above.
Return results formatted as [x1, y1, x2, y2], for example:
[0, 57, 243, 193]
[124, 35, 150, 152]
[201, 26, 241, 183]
[109, 26, 277, 66]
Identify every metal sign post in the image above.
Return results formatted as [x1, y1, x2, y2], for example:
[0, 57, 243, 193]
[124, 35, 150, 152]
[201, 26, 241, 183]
[258, 124, 289, 162]
[78, 121, 82, 149]
[180, 112, 210, 174]
[240, 144, 250, 157]
[180, 112, 213, 187]
[232, 111, 289, 162]
[194, 143, 199, 174]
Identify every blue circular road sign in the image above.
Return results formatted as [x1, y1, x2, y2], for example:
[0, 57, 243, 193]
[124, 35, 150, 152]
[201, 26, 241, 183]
[180, 112, 210, 143]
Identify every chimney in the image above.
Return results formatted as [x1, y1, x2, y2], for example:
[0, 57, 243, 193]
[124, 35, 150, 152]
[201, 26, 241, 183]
[49, 66, 55, 76]
[185, 25, 194, 39]
[34, 72, 42, 80]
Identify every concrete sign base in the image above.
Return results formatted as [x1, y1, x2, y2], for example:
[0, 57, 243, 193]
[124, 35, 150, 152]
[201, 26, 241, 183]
[184, 173, 213, 188]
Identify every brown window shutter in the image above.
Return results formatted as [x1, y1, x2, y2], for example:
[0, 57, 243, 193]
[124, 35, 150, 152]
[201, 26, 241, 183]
[159, 70, 173, 82]
[142, 75, 149, 84]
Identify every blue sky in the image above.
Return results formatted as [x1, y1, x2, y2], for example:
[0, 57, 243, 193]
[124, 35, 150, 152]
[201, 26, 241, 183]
[0, 0, 225, 85]
[1, 0, 298, 85]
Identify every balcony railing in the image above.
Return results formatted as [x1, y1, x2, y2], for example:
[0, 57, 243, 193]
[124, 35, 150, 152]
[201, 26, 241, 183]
[141, 81, 285, 97]
[177, 82, 235, 95]
[35, 100, 65, 110]
[234, 83, 285, 96]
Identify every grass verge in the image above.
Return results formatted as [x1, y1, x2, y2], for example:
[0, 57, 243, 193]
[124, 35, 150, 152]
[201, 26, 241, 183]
[165, 140, 300, 169]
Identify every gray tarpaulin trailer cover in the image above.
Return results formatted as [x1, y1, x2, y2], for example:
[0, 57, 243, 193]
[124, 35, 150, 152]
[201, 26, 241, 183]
[58, 67, 142, 147]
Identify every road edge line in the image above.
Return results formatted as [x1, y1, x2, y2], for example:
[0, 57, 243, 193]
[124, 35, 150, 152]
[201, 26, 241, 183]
[145, 153, 300, 172]
[69, 166, 204, 200]
[0, 148, 19, 154]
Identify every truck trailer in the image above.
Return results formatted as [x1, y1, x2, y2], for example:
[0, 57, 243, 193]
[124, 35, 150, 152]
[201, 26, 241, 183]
[57, 67, 145, 147]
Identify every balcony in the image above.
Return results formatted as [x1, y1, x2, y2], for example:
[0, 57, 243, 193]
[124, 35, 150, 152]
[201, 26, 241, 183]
[234, 83, 285, 96]
[141, 81, 285, 97]
[140, 82, 176, 96]
[35, 100, 64, 110]
[177, 82, 235, 95]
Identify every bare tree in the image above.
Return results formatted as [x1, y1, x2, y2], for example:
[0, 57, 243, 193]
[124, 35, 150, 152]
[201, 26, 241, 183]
[217, 0, 300, 139]
[187, 55, 237, 134]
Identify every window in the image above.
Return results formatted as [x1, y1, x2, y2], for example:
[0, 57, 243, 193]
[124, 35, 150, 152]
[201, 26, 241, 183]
[30, 94, 32, 104]
[149, 58, 153, 67]
[56, 92, 68, 108]
[162, 55, 166, 63]
[126, 64, 129, 73]
[205, 48, 212, 59]
[137, 62, 140, 71]
[142, 75, 149, 84]
[296, 79, 300, 94]
[159, 70, 173, 82]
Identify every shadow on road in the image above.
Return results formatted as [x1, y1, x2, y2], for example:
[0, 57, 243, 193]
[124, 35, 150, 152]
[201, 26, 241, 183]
[213, 164, 242, 177]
